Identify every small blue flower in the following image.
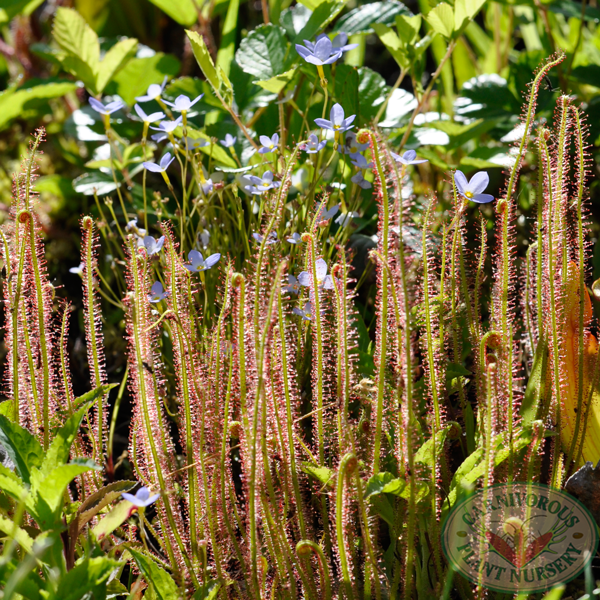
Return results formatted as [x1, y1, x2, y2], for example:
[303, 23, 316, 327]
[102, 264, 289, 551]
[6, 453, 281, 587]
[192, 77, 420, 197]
[315, 103, 355, 134]
[122, 486, 160, 508]
[350, 154, 373, 170]
[390, 149, 428, 166]
[335, 211, 360, 227]
[300, 134, 326, 154]
[126, 218, 147, 237]
[164, 94, 203, 112]
[148, 281, 170, 303]
[329, 32, 359, 54]
[220, 133, 237, 148]
[151, 132, 168, 143]
[69, 262, 84, 276]
[258, 133, 279, 154]
[200, 178, 214, 195]
[150, 117, 183, 134]
[135, 77, 168, 103]
[454, 170, 494, 204]
[293, 301, 313, 321]
[339, 131, 369, 155]
[253, 231, 278, 245]
[284, 274, 301, 295]
[245, 171, 281, 195]
[296, 37, 342, 66]
[351, 172, 371, 189]
[287, 233, 302, 244]
[316, 204, 339, 225]
[184, 137, 209, 151]
[298, 259, 334, 290]
[89, 97, 125, 115]
[184, 250, 221, 273]
[140, 235, 165, 255]
[134, 104, 165, 124]
[143, 153, 175, 174]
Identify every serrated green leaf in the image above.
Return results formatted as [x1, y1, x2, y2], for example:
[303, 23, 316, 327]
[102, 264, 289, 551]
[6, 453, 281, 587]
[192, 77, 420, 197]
[0, 400, 13, 418]
[395, 14, 421, 45]
[365, 472, 406, 498]
[129, 547, 181, 600]
[110, 54, 180, 106]
[54, 557, 120, 600]
[29, 461, 100, 527]
[0, 514, 34, 552]
[333, 63, 359, 122]
[333, 0, 412, 34]
[372, 23, 408, 69]
[95, 38, 138, 94]
[301, 462, 334, 487]
[235, 24, 289, 82]
[193, 580, 221, 600]
[147, 0, 197, 26]
[415, 422, 459, 467]
[454, 0, 487, 33]
[0, 416, 43, 485]
[426, 3, 454, 39]
[92, 499, 137, 541]
[186, 30, 221, 94]
[254, 67, 296, 94]
[0, 80, 77, 131]
[357, 66, 389, 122]
[0, 463, 25, 501]
[76, 480, 136, 533]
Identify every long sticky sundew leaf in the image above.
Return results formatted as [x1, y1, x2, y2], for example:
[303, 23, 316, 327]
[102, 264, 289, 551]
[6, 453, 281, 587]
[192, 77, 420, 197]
[81, 216, 108, 465]
[124, 238, 193, 588]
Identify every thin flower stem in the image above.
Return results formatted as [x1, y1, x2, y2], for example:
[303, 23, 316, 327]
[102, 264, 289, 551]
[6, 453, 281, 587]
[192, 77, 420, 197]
[336, 453, 357, 600]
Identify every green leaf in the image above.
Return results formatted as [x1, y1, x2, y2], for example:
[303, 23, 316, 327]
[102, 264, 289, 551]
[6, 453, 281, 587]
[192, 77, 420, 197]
[186, 30, 223, 96]
[333, 63, 359, 120]
[300, 462, 334, 488]
[0, 400, 13, 418]
[426, 3, 454, 39]
[395, 14, 421, 45]
[92, 498, 137, 541]
[415, 422, 460, 467]
[42, 400, 95, 474]
[110, 54, 181, 106]
[235, 24, 289, 82]
[147, 0, 197, 26]
[296, 0, 329, 10]
[454, 0, 486, 33]
[370, 494, 396, 528]
[73, 384, 118, 411]
[356, 66, 389, 122]
[365, 472, 406, 499]
[95, 38, 138, 94]
[333, 0, 412, 35]
[0, 463, 26, 501]
[54, 557, 120, 600]
[372, 23, 408, 69]
[0, 515, 34, 553]
[0, 416, 43, 485]
[29, 461, 100, 527]
[77, 480, 136, 532]
[0, 79, 77, 131]
[254, 67, 296, 94]
[72, 172, 120, 196]
[129, 547, 181, 600]
[193, 580, 221, 600]
[0, 0, 45, 26]
[521, 335, 549, 427]
[294, 0, 348, 43]
[216, 0, 239, 78]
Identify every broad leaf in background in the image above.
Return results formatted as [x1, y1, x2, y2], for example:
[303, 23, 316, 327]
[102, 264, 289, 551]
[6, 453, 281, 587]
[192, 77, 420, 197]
[0, 0, 44, 26]
[0, 79, 77, 131]
[333, 0, 412, 35]
[294, 0, 348, 43]
[54, 557, 121, 600]
[129, 548, 181, 600]
[0, 415, 44, 484]
[53, 7, 137, 95]
[146, 0, 197, 27]
[425, 3, 454, 39]
[235, 24, 290, 82]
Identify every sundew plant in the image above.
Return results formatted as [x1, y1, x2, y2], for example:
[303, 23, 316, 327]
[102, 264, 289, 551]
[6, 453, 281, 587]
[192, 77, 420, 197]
[1, 1, 600, 599]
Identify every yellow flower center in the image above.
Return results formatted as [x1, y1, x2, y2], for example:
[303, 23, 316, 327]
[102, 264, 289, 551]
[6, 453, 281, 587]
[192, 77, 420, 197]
[465, 191, 473, 199]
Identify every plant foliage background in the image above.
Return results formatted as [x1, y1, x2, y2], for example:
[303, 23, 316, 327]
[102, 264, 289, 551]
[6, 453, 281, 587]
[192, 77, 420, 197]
[1, 0, 600, 598]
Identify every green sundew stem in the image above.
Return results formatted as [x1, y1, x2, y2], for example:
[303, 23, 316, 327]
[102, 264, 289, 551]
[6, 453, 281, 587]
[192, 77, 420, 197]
[23, 214, 51, 449]
[252, 146, 300, 343]
[525, 243, 536, 357]
[536, 137, 545, 341]
[538, 136, 564, 488]
[388, 159, 417, 600]
[277, 292, 306, 537]
[128, 241, 194, 588]
[554, 96, 571, 285]
[369, 132, 391, 474]
[107, 364, 129, 470]
[565, 107, 588, 470]
[296, 541, 331, 600]
[165, 240, 201, 568]
[353, 468, 382, 600]
[336, 453, 358, 600]
[83, 218, 106, 460]
[331, 259, 352, 453]
[20, 303, 41, 429]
